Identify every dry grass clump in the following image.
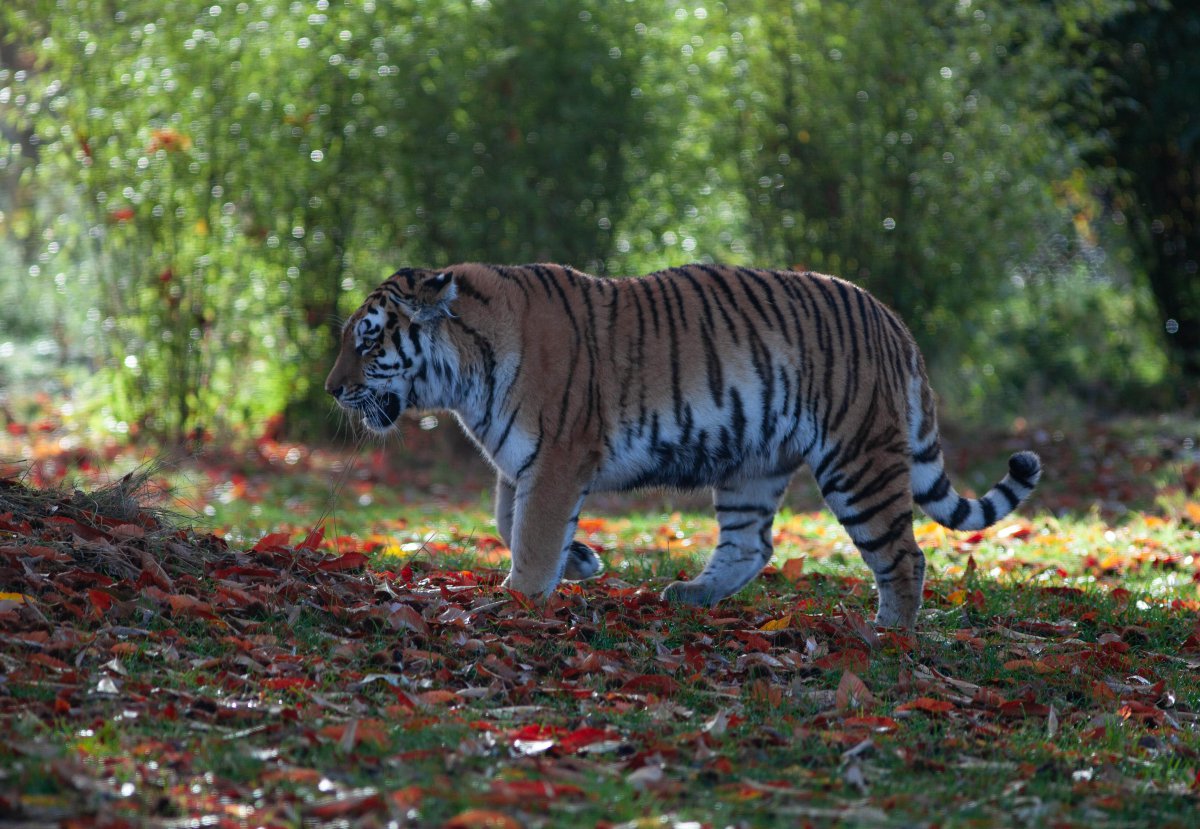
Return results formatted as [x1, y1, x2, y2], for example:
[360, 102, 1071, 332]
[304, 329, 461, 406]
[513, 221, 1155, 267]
[0, 459, 219, 581]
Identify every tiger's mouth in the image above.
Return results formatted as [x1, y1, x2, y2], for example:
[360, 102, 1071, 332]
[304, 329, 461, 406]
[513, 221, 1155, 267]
[361, 392, 403, 431]
[335, 389, 403, 431]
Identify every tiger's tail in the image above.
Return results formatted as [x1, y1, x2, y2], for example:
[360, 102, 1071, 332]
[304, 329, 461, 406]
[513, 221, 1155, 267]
[905, 358, 1042, 532]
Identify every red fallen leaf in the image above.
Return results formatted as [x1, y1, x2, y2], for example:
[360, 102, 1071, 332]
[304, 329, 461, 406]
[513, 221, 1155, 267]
[29, 652, 71, 672]
[444, 809, 523, 829]
[896, 697, 955, 715]
[618, 674, 679, 696]
[558, 726, 616, 753]
[0, 544, 70, 562]
[87, 588, 114, 613]
[734, 630, 772, 651]
[1003, 658, 1053, 673]
[390, 786, 423, 808]
[814, 649, 870, 673]
[389, 604, 431, 637]
[298, 523, 325, 551]
[962, 531, 985, 545]
[841, 607, 882, 649]
[209, 565, 277, 579]
[843, 715, 900, 732]
[318, 552, 368, 572]
[165, 593, 216, 619]
[415, 689, 458, 706]
[306, 792, 385, 819]
[998, 697, 1051, 719]
[577, 517, 611, 533]
[261, 677, 317, 690]
[1110, 587, 1132, 605]
[262, 767, 323, 784]
[996, 522, 1032, 540]
[1117, 700, 1165, 724]
[319, 718, 390, 747]
[252, 531, 292, 553]
[486, 779, 586, 805]
[215, 582, 261, 609]
[509, 724, 562, 743]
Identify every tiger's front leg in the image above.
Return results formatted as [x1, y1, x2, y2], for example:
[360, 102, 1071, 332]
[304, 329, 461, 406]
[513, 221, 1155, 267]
[502, 462, 594, 599]
[495, 475, 601, 582]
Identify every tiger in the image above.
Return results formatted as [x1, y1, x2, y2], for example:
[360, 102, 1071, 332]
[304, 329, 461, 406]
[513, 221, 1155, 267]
[325, 263, 1041, 628]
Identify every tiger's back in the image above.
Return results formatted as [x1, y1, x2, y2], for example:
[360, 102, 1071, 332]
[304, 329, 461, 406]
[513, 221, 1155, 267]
[326, 263, 1041, 628]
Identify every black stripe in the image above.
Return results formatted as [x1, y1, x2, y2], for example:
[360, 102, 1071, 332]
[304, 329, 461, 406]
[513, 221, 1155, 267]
[720, 520, 757, 533]
[716, 504, 774, 516]
[912, 442, 940, 464]
[455, 280, 492, 305]
[514, 432, 543, 480]
[994, 481, 1019, 511]
[948, 498, 971, 528]
[873, 545, 912, 577]
[728, 387, 747, 449]
[494, 406, 520, 453]
[1008, 471, 1036, 490]
[700, 326, 725, 408]
[981, 497, 996, 527]
[914, 474, 952, 505]
[856, 511, 913, 553]
[638, 277, 661, 336]
[838, 490, 905, 527]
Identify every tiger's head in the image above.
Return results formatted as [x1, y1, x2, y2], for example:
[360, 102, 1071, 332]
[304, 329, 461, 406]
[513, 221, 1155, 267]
[324, 268, 460, 433]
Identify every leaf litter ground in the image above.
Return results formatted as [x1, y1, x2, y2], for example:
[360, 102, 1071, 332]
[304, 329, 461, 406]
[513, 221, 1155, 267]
[2, 414, 1200, 827]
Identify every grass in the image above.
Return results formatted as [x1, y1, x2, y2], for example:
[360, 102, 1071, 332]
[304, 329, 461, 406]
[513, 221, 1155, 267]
[1, 414, 1199, 826]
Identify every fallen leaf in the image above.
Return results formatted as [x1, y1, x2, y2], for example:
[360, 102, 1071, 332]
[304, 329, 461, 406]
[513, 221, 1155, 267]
[781, 557, 805, 581]
[318, 551, 368, 571]
[619, 674, 679, 696]
[836, 670, 876, 712]
[760, 614, 793, 631]
[444, 808, 524, 829]
[252, 531, 292, 552]
[896, 697, 955, 715]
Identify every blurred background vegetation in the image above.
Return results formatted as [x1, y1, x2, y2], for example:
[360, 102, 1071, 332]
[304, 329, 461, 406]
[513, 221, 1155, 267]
[0, 0, 1197, 443]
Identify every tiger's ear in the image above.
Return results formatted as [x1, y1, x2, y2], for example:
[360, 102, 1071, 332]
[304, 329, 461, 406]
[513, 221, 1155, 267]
[412, 271, 458, 323]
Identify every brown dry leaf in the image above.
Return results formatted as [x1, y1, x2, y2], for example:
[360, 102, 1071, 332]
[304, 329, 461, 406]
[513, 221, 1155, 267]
[841, 606, 882, 649]
[781, 557, 805, 582]
[139, 548, 174, 592]
[836, 670, 876, 712]
[110, 523, 145, 540]
[388, 604, 431, 637]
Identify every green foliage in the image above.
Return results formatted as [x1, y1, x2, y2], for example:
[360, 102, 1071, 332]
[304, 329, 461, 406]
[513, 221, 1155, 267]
[951, 254, 1171, 419]
[0, 0, 1178, 439]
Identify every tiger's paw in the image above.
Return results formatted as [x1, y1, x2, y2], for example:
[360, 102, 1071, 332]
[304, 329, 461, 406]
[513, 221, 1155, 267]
[661, 579, 719, 607]
[873, 601, 918, 631]
[563, 541, 603, 581]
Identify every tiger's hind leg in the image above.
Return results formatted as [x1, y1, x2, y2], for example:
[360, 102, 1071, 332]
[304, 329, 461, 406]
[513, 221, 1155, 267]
[495, 475, 601, 583]
[662, 473, 792, 606]
[817, 452, 925, 628]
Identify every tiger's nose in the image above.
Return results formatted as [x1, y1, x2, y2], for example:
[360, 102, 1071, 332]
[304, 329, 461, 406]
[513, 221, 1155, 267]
[326, 383, 343, 398]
